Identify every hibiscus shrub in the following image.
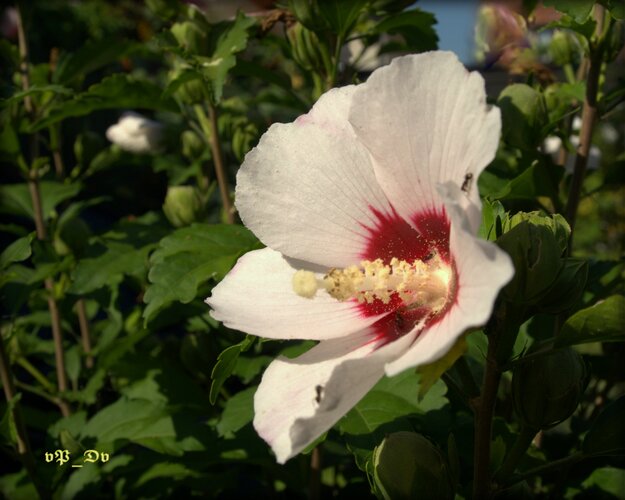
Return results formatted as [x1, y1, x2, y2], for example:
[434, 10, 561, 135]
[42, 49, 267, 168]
[0, 1, 624, 499]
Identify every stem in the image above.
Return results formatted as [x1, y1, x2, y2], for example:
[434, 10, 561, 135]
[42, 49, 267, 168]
[49, 125, 64, 178]
[309, 446, 321, 500]
[494, 425, 537, 484]
[15, 4, 33, 114]
[27, 170, 70, 417]
[15, 380, 63, 407]
[456, 356, 481, 399]
[563, 4, 606, 247]
[502, 452, 585, 489]
[16, 358, 56, 393]
[473, 335, 502, 499]
[76, 300, 94, 369]
[0, 335, 48, 499]
[207, 104, 234, 224]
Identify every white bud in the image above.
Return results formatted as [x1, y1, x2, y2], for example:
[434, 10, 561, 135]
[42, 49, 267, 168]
[105, 112, 163, 154]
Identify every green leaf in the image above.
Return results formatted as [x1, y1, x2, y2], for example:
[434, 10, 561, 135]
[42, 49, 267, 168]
[0, 393, 21, 448]
[542, 0, 595, 23]
[417, 335, 467, 399]
[479, 199, 505, 241]
[54, 39, 141, 85]
[0, 181, 81, 220]
[135, 462, 202, 487]
[199, 12, 256, 103]
[492, 160, 563, 201]
[0, 233, 34, 271]
[30, 74, 176, 131]
[60, 464, 101, 500]
[498, 84, 548, 150]
[372, 9, 438, 53]
[70, 213, 168, 295]
[143, 223, 260, 324]
[339, 370, 448, 468]
[0, 85, 74, 108]
[583, 397, 625, 457]
[217, 386, 256, 436]
[318, 0, 369, 39]
[555, 295, 625, 346]
[210, 336, 254, 404]
[581, 467, 625, 497]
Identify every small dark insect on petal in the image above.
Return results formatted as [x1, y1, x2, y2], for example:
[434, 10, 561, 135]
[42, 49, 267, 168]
[315, 385, 323, 404]
[461, 173, 474, 193]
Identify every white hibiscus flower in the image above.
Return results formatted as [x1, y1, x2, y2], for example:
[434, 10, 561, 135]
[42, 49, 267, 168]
[105, 112, 163, 154]
[207, 51, 514, 464]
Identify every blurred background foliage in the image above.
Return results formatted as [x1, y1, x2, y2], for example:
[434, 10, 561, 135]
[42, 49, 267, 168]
[0, 0, 623, 498]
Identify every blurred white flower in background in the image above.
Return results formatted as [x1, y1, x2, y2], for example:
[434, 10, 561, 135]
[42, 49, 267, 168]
[544, 116, 617, 172]
[105, 112, 164, 154]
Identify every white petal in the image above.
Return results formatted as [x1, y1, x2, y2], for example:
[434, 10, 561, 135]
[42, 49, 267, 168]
[254, 327, 418, 463]
[385, 183, 513, 375]
[236, 86, 394, 268]
[206, 248, 388, 341]
[349, 51, 500, 234]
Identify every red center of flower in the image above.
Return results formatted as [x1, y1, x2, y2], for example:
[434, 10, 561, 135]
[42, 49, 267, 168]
[359, 206, 458, 342]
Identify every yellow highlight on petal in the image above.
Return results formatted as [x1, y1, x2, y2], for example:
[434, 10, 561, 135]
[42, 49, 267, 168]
[292, 270, 319, 298]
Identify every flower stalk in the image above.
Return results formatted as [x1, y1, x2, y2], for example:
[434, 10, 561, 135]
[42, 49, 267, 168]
[0, 334, 48, 499]
[564, 4, 607, 247]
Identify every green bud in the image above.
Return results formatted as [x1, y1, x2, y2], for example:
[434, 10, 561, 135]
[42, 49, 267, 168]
[170, 7, 210, 55]
[232, 123, 258, 163]
[372, 432, 455, 500]
[549, 30, 579, 66]
[536, 258, 588, 314]
[287, 22, 331, 74]
[512, 348, 588, 430]
[497, 212, 570, 305]
[498, 84, 548, 150]
[181, 130, 205, 160]
[162, 186, 206, 228]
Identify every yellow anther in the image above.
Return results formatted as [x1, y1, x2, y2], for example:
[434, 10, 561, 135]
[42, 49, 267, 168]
[292, 253, 453, 312]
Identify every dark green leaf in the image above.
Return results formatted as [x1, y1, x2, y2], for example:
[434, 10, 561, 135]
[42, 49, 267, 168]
[318, 0, 369, 39]
[0, 233, 34, 271]
[30, 75, 176, 131]
[0, 181, 81, 220]
[581, 467, 625, 497]
[217, 386, 256, 436]
[498, 84, 548, 150]
[339, 371, 448, 468]
[372, 9, 438, 53]
[210, 336, 254, 404]
[556, 295, 625, 346]
[542, 0, 595, 23]
[492, 160, 563, 201]
[143, 223, 260, 323]
[0, 85, 73, 108]
[54, 39, 141, 85]
[583, 397, 625, 456]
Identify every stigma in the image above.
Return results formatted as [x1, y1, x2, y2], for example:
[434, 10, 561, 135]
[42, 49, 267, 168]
[292, 254, 453, 313]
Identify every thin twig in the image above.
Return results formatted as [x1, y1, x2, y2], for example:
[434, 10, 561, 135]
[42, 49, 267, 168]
[0, 334, 49, 499]
[494, 425, 537, 485]
[17, 4, 70, 417]
[207, 104, 235, 224]
[473, 336, 502, 499]
[502, 452, 585, 489]
[564, 4, 607, 247]
[309, 446, 322, 500]
[76, 300, 93, 369]
[15, 5, 32, 114]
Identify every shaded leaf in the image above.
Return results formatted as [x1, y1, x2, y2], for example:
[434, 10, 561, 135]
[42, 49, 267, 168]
[555, 295, 625, 346]
[417, 334, 467, 399]
[210, 336, 254, 404]
[217, 386, 256, 436]
[0, 233, 34, 271]
[0, 181, 81, 220]
[583, 397, 625, 457]
[143, 223, 260, 323]
[30, 75, 176, 131]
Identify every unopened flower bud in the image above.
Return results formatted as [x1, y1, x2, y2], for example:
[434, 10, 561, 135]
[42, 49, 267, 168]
[512, 348, 588, 430]
[372, 432, 455, 500]
[105, 112, 163, 154]
[162, 186, 206, 227]
[497, 212, 570, 305]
